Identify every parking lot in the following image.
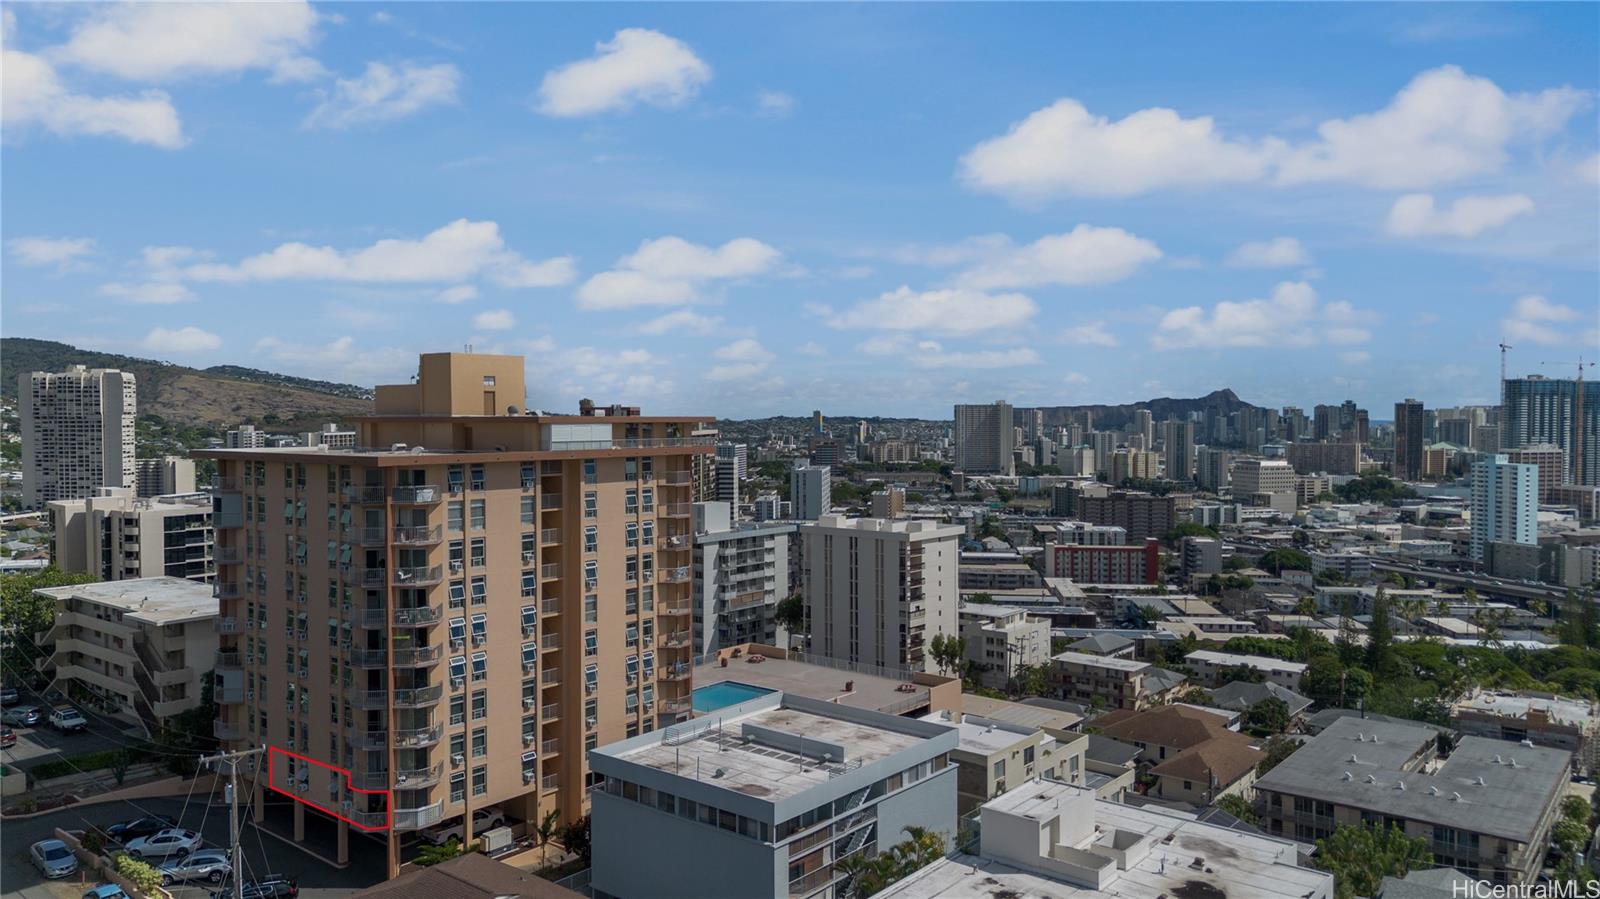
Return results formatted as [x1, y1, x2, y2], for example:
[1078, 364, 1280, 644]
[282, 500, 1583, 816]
[1, 795, 387, 899]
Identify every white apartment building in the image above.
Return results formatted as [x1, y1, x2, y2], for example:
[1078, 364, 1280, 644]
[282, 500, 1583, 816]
[20, 365, 138, 508]
[715, 442, 748, 508]
[301, 423, 357, 449]
[35, 577, 219, 733]
[1471, 454, 1538, 563]
[753, 492, 791, 522]
[225, 424, 269, 448]
[1184, 650, 1307, 690]
[791, 462, 832, 522]
[1053, 521, 1125, 546]
[801, 515, 961, 673]
[1231, 458, 1294, 498]
[959, 604, 1051, 690]
[954, 401, 1015, 476]
[692, 502, 795, 654]
[134, 456, 196, 497]
[49, 487, 214, 583]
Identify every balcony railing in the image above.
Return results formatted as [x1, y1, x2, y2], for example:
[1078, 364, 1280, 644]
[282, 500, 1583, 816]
[658, 600, 692, 616]
[352, 690, 390, 710]
[541, 633, 561, 650]
[394, 684, 445, 707]
[393, 802, 446, 831]
[216, 617, 241, 634]
[540, 528, 560, 545]
[393, 525, 443, 545]
[344, 807, 388, 829]
[214, 718, 244, 741]
[393, 763, 444, 789]
[541, 738, 561, 757]
[348, 648, 388, 668]
[392, 645, 444, 667]
[215, 582, 242, 600]
[342, 484, 387, 504]
[392, 565, 443, 587]
[662, 503, 693, 518]
[660, 697, 693, 714]
[661, 471, 693, 486]
[392, 485, 442, 504]
[353, 527, 387, 548]
[545, 436, 716, 452]
[215, 477, 242, 492]
[662, 534, 690, 550]
[541, 774, 560, 792]
[215, 649, 243, 670]
[660, 663, 692, 682]
[541, 703, 561, 721]
[541, 667, 562, 685]
[392, 606, 442, 627]
[541, 563, 561, 580]
[342, 567, 387, 589]
[661, 566, 691, 583]
[215, 547, 242, 565]
[348, 729, 388, 751]
[540, 494, 563, 509]
[661, 631, 691, 649]
[540, 598, 561, 616]
[394, 725, 444, 748]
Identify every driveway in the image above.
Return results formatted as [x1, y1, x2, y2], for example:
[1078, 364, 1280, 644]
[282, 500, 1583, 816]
[1, 796, 386, 899]
[2, 687, 147, 776]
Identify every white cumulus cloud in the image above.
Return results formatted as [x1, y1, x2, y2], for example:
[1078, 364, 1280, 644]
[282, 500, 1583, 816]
[822, 287, 1036, 336]
[2, 46, 184, 148]
[9, 236, 95, 267]
[435, 285, 479, 304]
[1153, 282, 1375, 349]
[635, 309, 727, 336]
[1384, 193, 1535, 238]
[910, 343, 1041, 370]
[1502, 295, 1599, 346]
[577, 236, 780, 310]
[472, 309, 516, 331]
[304, 62, 461, 129]
[706, 338, 775, 380]
[1060, 322, 1119, 347]
[537, 28, 710, 117]
[143, 326, 221, 353]
[99, 282, 196, 304]
[52, 1, 323, 83]
[1226, 237, 1311, 268]
[955, 226, 1162, 289]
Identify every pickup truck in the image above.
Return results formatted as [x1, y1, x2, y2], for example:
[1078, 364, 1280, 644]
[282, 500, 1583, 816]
[49, 707, 88, 733]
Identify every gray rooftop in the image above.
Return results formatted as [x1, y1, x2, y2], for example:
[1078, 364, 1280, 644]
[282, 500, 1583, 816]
[1255, 716, 1571, 843]
[693, 654, 933, 714]
[1068, 633, 1133, 655]
[36, 576, 218, 626]
[1207, 681, 1313, 717]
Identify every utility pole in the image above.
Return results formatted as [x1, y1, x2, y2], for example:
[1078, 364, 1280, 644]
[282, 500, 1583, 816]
[202, 745, 265, 899]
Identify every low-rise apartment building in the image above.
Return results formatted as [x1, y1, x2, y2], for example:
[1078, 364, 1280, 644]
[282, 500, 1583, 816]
[1185, 650, 1307, 691]
[1044, 539, 1160, 585]
[1451, 690, 1598, 776]
[1092, 705, 1261, 807]
[35, 577, 218, 733]
[920, 710, 1088, 813]
[1256, 716, 1571, 884]
[876, 779, 1332, 899]
[50, 488, 214, 583]
[958, 604, 1050, 690]
[957, 563, 1041, 592]
[1049, 650, 1185, 711]
[692, 502, 794, 655]
[590, 691, 958, 899]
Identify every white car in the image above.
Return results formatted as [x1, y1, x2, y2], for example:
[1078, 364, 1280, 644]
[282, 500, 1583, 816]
[159, 849, 232, 885]
[123, 828, 203, 860]
[420, 808, 505, 845]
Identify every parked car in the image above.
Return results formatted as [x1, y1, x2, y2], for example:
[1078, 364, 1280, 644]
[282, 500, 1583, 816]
[123, 828, 203, 860]
[0, 685, 18, 705]
[106, 815, 178, 841]
[420, 807, 505, 845]
[2, 705, 43, 726]
[159, 849, 231, 885]
[83, 886, 128, 899]
[211, 874, 298, 899]
[1, 726, 14, 748]
[49, 707, 89, 733]
[30, 839, 78, 879]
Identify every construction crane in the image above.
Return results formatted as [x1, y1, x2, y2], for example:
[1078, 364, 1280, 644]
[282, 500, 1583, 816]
[1498, 342, 1513, 386]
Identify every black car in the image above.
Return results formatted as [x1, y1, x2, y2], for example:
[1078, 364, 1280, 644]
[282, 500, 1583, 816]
[211, 874, 298, 899]
[105, 815, 178, 842]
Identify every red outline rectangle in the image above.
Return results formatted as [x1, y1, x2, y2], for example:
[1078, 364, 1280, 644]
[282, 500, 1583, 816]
[266, 745, 391, 832]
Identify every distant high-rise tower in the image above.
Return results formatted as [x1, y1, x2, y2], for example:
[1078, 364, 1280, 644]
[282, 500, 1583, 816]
[812, 409, 825, 436]
[954, 401, 1016, 476]
[20, 365, 137, 508]
[1162, 419, 1194, 481]
[1502, 375, 1600, 487]
[1470, 454, 1537, 562]
[1393, 399, 1426, 481]
[1132, 409, 1154, 449]
[790, 462, 832, 521]
[714, 442, 747, 509]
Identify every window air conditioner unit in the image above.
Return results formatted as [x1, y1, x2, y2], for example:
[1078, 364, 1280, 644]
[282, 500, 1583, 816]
[523, 697, 536, 709]
[452, 677, 464, 689]
[523, 772, 535, 784]
[296, 783, 309, 793]
[523, 734, 535, 746]
[523, 625, 535, 636]
[342, 800, 353, 811]
[449, 561, 464, 573]
[451, 754, 464, 767]
[586, 716, 597, 728]
[523, 553, 536, 564]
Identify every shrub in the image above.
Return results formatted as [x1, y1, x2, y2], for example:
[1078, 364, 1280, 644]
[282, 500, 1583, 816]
[115, 853, 164, 894]
[30, 748, 151, 782]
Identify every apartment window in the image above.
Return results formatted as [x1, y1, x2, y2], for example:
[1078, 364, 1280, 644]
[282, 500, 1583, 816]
[469, 500, 486, 530]
[625, 489, 639, 515]
[625, 623, 638, 647]
[521, 533, 536, 559]
[469, 653, 488, 682]
[520, 497, 535, 525]
[584, 560, 598, 588]
[626, 655, 640, 681]
[449, 541, 465, 571]
[472, 728, 487, 757]
[625, 556, 638, 583]
[469, 464, 485, 491]
[584, 492, 598, 518]
[642, 457, 654, 480]
[624, 458, 638, 481]
[521, 463, 536, 490]
[642, 553, 654, 581]
[1023, 746, 1035, 765]
[472, 765, 488, 796]
[450, 772, 466, 802]
[521, 642, 538, 668]
[445, 693, 464, 725]
[470, 577, 487, 605]
[470, 613, 488, 645]
[470, 538, 486, 567]
[584, 664, 598, 692]
[448, 581, 466, 609]
[993, 759, 1006, 779]
[521, 571, 537, 598]
[521, 751, 537, 780]
[583, 459, 597, 484]
[522, 717, 536, 745]
[449, 617, 466, 646]
[584, 631, 598, 656]
[625, 589, 638, 616]
[447, 501, 464, 533]
[521, 604, 537, 633]
[447, 466, 465, 494]
[642, 652, 655, 677]
[584, 594, 598, 624]
[472, 690, 487, 721]
[642, 488, 654, 511]
[642, 521, 654, 546]
[585, 698, 598, 723]
[584, 526, 598, 554]
[625, 523, 638, 548]
[450, 655, 466, 685]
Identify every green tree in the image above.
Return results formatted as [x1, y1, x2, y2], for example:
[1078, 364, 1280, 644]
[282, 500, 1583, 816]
[774, 594, 805, 632]
[1218, 665, 1265, 685]
[534, 808, 562, 866]
[1365, 587, 1395, 675]
[929, 634, 968, 678]
[1303, 658, 1372, 708]
[1245, 697, 1291, 735]
[415, 839, 474, 867]
[1313, 824, 1431, 899]
[966, 592, 995, 605]
[1256, 734, 1301, 775]
[1217, 793, 1259, 825]
[1257, 548, 1313, 576]
[1164, 523, 1219, 546]
[1, 566, 97, 679]
[1012, 663, 1051, 698]
[115, 854, 165, 893]
[559, 815, 591, 866]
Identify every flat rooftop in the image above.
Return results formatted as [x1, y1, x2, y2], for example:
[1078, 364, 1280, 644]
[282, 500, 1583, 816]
[1051, 650, 1150, 672]
[37, 576, 217, 626]
[613, 705, 924, 802]
[693, 654, 933, 714]
[960, 694, 1082, 732]
[958, 603, 1032, 620]
[1454, 691, 1596, 727]
[921, 712, 1039, 755]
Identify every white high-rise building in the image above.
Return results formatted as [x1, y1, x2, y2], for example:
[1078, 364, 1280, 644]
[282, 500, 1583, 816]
[224, 424, 268, 448]
[954, 401, 1015, 476]
[790, 461, 831, 521]
[714, 442, 748, 508]
[133, 456, 197, 497]
[49, 488, 214, 582]
[20, 366, 137, 508]
[690, 502, 795, 654]
[1471, 454, 1538, 562]
[801, 515, 962, 673]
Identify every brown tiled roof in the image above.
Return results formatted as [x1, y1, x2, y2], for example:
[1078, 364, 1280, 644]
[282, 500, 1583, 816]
[351, 854, 584, 899]
[1150, 731, 1261, 786]
[1094, 705, 1231, 750]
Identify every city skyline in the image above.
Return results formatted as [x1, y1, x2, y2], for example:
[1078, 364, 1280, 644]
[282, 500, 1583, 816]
[5, 2, 1598, 419]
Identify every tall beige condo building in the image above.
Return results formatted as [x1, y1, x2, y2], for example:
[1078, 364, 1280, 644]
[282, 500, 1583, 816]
[953, 401, 1015, 476]
[201, 353, 711, 875]
[800, 515, 961, 673]
[20, 366, 137, 508]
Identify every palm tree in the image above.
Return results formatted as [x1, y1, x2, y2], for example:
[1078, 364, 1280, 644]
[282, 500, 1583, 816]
[534, 808, 561, 867]
[1295, 596, 1318, 629]
[899, 826, 947, 870]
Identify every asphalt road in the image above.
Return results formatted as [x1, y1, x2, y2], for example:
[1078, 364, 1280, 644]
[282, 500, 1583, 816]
[1, 796, 386, 899]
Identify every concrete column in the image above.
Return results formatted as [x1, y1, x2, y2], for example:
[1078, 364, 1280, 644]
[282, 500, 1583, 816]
[387, 832, 400, 879]
[293, 800, 305, 841]
[337, 819, 349, 866]
[253, 781, 265, 824]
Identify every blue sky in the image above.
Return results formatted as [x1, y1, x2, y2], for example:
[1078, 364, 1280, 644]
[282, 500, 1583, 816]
[4, 2, 1597, 419]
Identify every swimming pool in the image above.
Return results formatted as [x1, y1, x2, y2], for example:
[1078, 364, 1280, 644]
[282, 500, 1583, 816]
[691, 681, 775, 713]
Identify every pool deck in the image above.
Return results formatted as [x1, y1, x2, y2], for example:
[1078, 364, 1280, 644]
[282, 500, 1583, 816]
[694, 656, 931, 715]
[692, 682, 774, 713]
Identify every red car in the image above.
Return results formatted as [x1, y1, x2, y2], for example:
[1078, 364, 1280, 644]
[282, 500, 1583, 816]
[1, 726, 16, 748]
